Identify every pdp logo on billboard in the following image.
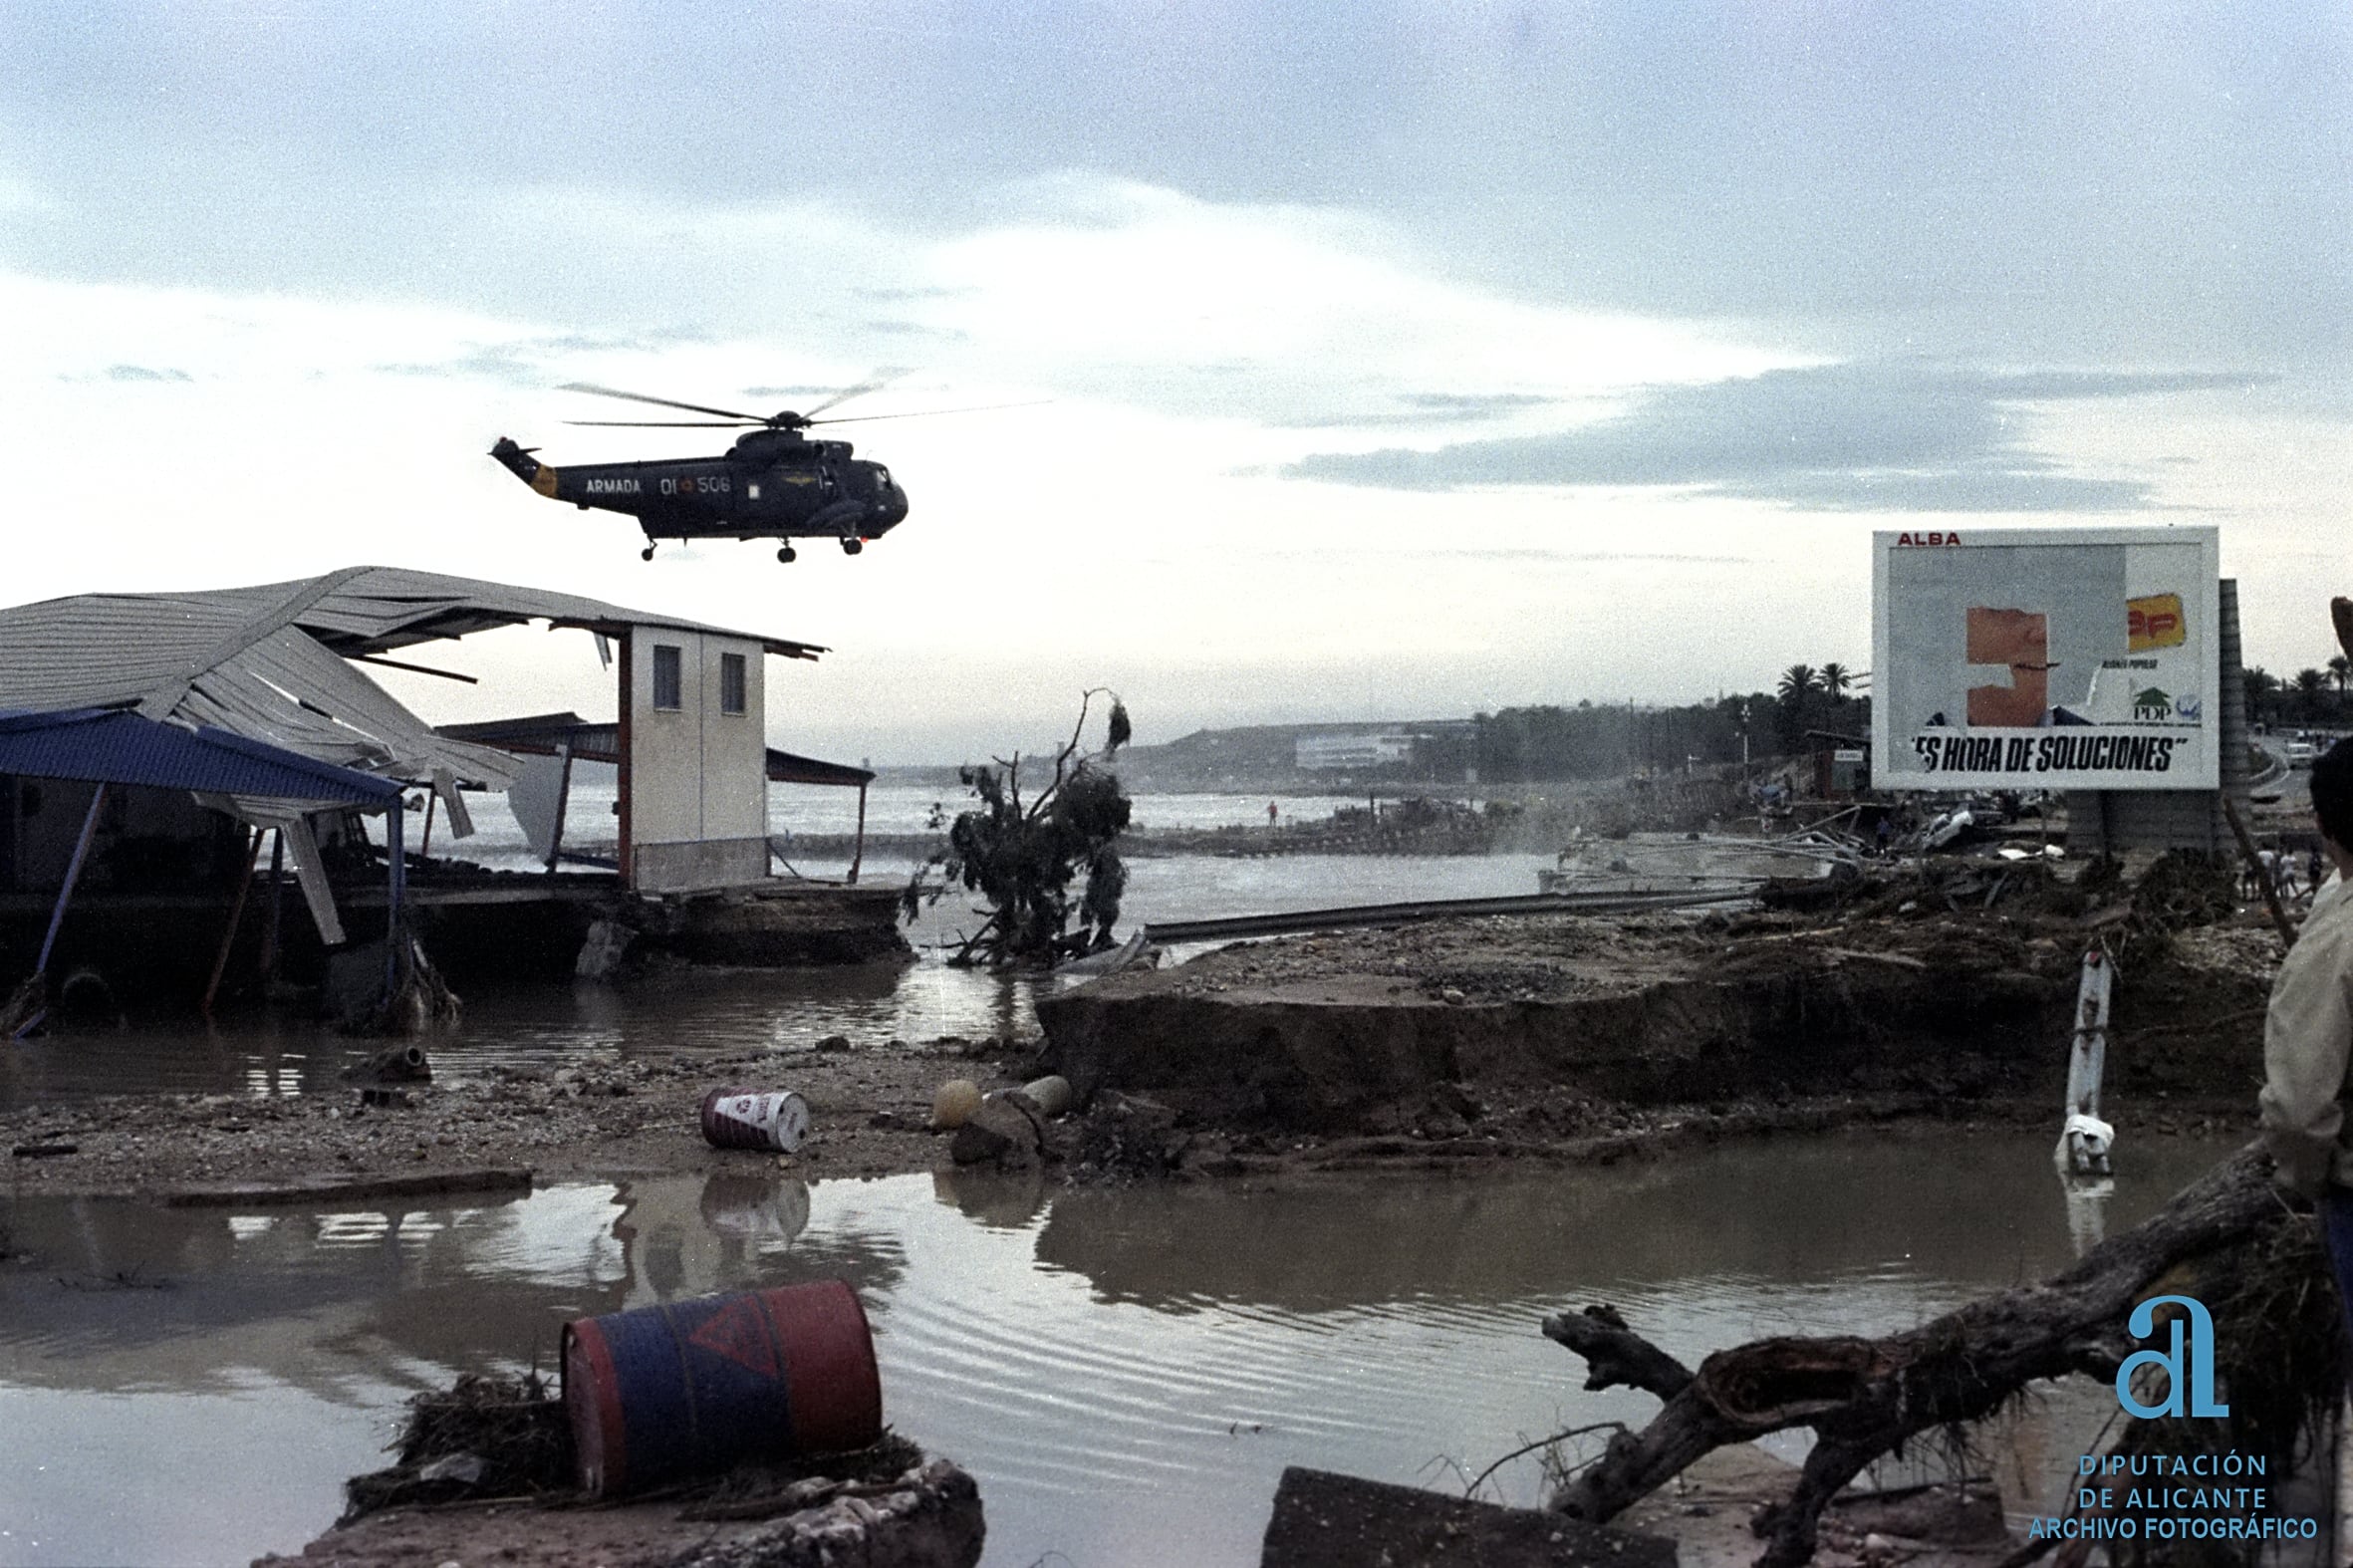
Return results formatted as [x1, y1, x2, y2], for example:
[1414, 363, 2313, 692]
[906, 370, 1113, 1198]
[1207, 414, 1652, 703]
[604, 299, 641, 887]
[2115, 1295, 2229, 1420]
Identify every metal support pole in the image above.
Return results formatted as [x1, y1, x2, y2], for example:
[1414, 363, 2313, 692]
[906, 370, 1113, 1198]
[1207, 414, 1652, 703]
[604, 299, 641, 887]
[9, 783, 108, 1040]
[36, 783, 107, 977]
[202, 828, 266, 1020]
[260, 828, 286, 983]
[383, 798, 405, 1002]
[848, 782, 867, 886]
[418, 789, 437, 859]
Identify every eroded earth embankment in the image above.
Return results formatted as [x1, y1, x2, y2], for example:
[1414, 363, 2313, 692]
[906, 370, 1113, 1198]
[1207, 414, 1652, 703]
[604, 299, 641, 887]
[1035, 910, 2275, 1143]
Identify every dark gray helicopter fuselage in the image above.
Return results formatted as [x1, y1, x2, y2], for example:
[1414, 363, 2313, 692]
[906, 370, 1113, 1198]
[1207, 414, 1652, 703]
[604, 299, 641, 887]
[491, 428, 909, 550]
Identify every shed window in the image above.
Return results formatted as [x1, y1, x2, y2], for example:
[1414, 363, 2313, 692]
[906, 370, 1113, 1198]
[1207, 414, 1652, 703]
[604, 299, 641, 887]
[720, 653, 748, 715]
[653, 644, 683, 710]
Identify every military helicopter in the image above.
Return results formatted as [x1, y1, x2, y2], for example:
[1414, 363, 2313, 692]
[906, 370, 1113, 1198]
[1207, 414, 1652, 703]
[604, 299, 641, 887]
[491, 378, 940, 562]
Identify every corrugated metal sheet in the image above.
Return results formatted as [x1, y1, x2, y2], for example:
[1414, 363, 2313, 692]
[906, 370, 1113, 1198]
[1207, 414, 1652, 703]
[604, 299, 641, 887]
[437, 713, 875, 786]
[0, 708, 399, 805]
[0, 566, 824, 790]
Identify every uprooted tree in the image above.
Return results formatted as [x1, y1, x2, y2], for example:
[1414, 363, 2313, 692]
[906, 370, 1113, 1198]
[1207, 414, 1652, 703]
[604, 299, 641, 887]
[900, 690, 1133, 968]
[1541, 1146, 2336, 1567]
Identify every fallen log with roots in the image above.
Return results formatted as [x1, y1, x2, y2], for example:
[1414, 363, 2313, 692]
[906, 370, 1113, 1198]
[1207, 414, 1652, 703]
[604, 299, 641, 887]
[1542, 1146, 2336, 1567]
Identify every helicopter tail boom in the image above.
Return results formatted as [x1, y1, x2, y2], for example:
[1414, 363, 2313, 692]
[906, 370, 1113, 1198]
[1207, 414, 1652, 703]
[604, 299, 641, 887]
[490, 436, 560, 498]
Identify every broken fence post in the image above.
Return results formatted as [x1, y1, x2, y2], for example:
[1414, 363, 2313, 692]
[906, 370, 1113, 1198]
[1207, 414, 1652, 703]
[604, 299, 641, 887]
[2058, 947, 2114, 1177]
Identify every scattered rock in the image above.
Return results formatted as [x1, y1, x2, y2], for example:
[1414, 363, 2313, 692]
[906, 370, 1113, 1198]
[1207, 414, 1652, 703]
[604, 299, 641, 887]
[949, 1093, 1044, 1168]
[930, 1079, 982, 1131]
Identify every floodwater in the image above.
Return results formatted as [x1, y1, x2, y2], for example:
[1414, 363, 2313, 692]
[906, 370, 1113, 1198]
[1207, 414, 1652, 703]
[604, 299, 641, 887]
[0, 846, 1560, 1107]
[451, 781, 1403, 877]
[0, 1132, 2229, 1568]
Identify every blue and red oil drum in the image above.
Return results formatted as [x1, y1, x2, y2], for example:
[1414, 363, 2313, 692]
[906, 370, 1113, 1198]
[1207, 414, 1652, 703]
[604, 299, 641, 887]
[562, 1279, 883, 1497]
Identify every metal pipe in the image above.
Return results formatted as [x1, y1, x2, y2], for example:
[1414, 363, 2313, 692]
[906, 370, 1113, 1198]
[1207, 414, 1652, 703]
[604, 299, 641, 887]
[419, 789, 437, 858]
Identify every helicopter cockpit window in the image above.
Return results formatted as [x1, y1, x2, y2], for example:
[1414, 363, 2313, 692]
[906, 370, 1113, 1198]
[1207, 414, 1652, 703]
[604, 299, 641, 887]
[874, 467, 890, 488]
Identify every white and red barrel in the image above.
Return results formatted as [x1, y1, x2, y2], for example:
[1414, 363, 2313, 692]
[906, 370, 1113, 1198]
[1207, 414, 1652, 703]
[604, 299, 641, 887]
[699, 1088, 811, 1152]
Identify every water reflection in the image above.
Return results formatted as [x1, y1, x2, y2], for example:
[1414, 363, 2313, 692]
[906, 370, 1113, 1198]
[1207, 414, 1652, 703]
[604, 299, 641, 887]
[0, 1132, 2237, 1568]
[930, 1168, 1051, 1232]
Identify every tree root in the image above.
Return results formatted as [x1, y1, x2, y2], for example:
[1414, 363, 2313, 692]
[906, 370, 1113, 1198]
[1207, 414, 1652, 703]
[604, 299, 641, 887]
[1544, 1145, 2296, 1567]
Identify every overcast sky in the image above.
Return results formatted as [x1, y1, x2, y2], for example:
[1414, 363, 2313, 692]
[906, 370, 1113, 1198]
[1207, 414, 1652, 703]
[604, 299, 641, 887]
[3, 1, 2346, 761]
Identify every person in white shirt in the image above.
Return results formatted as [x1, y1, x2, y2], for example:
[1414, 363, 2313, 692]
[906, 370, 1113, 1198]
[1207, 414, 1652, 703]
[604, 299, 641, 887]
[2257, 740, 2353, 1337]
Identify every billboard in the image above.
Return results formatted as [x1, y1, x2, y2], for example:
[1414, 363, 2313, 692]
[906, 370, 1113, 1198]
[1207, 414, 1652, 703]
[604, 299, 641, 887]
[1871, 527, 2221, 792]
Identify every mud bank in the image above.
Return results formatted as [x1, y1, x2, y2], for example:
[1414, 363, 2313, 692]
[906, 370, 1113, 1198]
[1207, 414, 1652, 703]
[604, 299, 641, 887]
[0, 1035, 1025, 1198]
[4, 878, 2281, 1196]
[1036, 910, 2273, 1137]
[260, 1455, 983, 1568]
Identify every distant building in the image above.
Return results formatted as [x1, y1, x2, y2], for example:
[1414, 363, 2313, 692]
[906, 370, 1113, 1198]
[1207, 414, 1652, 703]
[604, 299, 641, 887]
[1294, 732, 1417, 772]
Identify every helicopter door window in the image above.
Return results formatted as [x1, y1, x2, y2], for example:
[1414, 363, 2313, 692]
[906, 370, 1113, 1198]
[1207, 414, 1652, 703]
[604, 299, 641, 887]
[746, 481, 761, 501]
[652, 645, 683, 711]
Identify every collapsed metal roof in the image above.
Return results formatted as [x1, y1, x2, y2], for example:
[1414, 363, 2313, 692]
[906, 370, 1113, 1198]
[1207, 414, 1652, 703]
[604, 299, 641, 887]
[0, 566, 826, 789]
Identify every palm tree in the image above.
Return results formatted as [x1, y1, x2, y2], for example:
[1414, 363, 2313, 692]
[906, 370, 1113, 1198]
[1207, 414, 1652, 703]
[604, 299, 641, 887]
[1777, 664, 1819, 704]
[2244, 666, 2279, 727]
[1817, 662, 1852, 704]
[2329, 653, 2350, 695]
[2293, 667, 2327, 722]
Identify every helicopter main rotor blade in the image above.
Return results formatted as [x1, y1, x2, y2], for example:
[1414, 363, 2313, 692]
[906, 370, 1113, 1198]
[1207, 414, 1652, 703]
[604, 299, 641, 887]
[563, 418, 762, 427]
[808, 399, 1054, 426]
[799, 369, 910, 419]
[558, 383, 769, 422]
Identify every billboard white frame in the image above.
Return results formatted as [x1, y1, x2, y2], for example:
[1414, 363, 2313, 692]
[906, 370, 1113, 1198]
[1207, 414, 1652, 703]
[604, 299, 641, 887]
[1870, 527, 2222, 793]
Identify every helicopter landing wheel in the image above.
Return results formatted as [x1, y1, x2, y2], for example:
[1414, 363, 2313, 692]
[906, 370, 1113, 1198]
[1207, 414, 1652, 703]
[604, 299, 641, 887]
[841, 537, 863, 556]
[640, 544, 655, 562]
[776, 545, 797, 564]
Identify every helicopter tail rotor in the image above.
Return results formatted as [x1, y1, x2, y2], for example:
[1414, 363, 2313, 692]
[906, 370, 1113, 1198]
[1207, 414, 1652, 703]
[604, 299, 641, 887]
[489, 436, 560, 497]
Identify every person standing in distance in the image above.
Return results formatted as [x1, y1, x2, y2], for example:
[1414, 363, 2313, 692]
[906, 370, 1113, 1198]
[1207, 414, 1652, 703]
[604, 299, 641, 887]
[2259, 739, 2353, 1335]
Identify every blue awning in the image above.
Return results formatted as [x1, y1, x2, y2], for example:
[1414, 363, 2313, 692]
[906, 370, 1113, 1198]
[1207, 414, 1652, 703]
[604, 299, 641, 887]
[0, 707, 401, 806]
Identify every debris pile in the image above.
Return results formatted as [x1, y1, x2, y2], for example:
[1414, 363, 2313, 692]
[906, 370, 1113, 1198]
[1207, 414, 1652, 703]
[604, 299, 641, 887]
[344, 1373, 573, 1518]
[306, 1369, 981, 1568]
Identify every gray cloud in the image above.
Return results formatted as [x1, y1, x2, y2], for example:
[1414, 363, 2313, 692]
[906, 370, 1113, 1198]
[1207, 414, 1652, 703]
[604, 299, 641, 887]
[1277, 391, 1564, 429]
[102, 364, 189, 383]
[1284, 363, 2269, 512]
[374, 332, 674, 385]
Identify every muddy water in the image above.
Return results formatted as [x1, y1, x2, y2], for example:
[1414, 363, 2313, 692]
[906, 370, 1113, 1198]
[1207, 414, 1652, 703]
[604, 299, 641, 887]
[0, 1131, 2228, 1567]
[0, 851, 1559, 1108]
